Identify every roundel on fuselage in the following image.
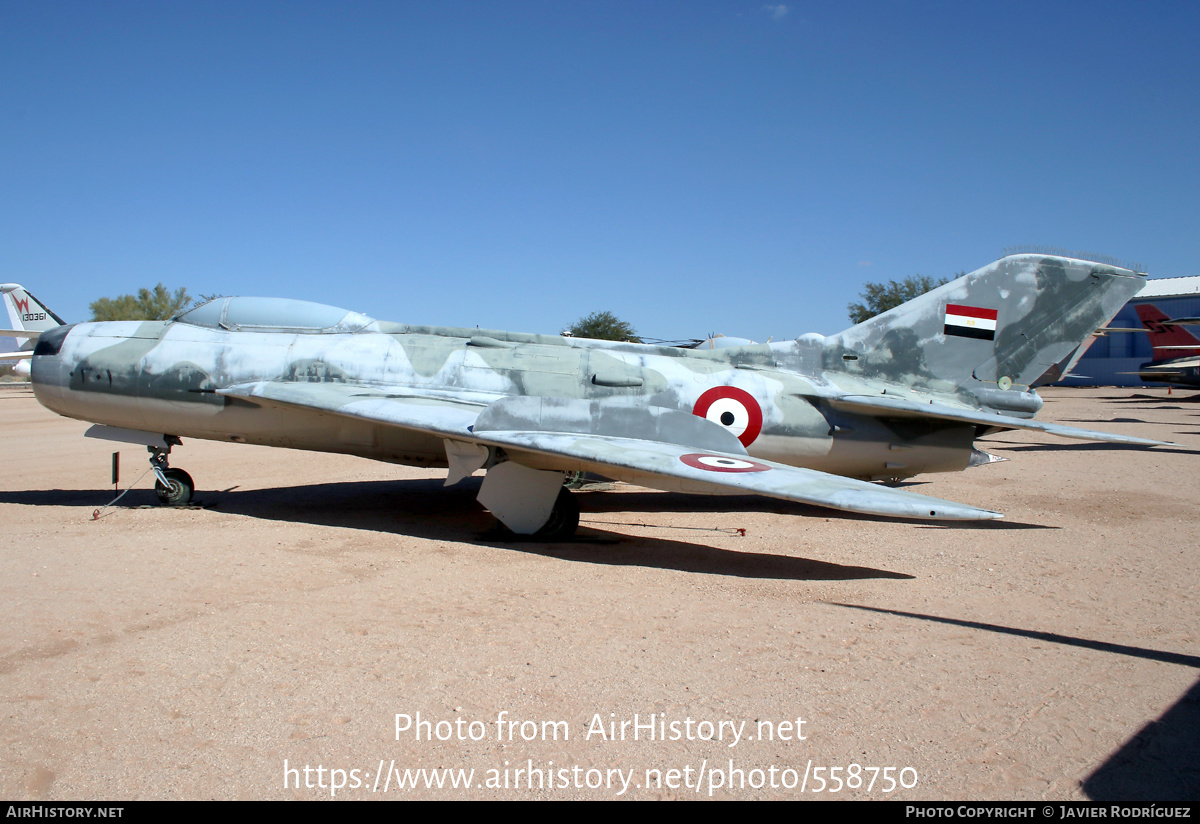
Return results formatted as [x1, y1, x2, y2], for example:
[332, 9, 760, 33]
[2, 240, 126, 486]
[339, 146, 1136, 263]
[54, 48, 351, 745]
[692, 386, 763, 447]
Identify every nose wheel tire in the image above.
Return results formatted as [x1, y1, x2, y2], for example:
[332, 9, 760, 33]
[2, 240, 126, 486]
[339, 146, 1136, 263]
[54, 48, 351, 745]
[155, 468, 195, 506]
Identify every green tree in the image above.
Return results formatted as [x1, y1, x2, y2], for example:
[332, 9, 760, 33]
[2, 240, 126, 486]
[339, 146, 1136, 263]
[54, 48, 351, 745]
[90, 284, 193, 321]
[566, 310, 642, 343]
[847, 274, 959, 325]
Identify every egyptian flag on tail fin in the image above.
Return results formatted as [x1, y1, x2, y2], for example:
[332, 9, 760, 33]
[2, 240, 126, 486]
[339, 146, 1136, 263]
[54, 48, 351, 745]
[944, 304, 997, 341]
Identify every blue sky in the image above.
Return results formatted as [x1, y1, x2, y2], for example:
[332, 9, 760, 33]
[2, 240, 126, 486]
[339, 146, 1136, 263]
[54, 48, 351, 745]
[3, 1, 1197, 342]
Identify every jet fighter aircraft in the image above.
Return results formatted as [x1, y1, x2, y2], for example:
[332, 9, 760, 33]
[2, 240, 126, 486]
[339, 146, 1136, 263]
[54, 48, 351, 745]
[30, 255, 1168, 538]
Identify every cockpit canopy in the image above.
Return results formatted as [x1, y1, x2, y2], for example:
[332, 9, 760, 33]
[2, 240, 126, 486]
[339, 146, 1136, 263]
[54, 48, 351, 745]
[175, 297, 376, 334]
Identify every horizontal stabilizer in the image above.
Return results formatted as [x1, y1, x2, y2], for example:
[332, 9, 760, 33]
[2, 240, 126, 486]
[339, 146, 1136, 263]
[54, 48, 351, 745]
[829, 395, 1175, 447]
[1146, 358, 1200, 368]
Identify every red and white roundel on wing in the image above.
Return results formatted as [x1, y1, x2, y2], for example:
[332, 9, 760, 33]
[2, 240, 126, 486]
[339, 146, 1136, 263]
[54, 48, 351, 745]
[679, 453, 770, 473]
[692, 386, 763, 447]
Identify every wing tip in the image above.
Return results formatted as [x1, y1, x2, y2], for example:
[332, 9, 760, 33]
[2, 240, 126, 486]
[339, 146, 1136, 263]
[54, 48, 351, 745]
[932, 508, 1004, 521]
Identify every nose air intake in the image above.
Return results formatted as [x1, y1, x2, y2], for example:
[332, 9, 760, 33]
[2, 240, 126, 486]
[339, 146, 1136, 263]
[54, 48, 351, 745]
[33, 323, 73, 357]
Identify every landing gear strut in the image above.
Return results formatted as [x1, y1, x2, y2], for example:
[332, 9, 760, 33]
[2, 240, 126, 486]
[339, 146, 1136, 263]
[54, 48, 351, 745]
[149, 445, 194, 506]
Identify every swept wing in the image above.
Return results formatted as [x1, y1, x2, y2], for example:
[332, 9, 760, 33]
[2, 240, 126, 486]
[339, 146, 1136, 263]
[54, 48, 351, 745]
[219, 382, 1001, 521]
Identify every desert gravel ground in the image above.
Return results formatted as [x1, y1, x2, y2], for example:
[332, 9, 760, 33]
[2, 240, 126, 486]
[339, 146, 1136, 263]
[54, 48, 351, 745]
[1, 385, 1197, 801]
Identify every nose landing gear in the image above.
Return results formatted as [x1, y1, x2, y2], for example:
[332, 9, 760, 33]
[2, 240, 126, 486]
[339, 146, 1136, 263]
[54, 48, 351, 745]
[149, 445, 194, 506]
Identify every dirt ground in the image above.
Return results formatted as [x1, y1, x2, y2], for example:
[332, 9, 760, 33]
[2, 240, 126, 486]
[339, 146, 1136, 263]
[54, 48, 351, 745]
[1, 386, 1196, 801]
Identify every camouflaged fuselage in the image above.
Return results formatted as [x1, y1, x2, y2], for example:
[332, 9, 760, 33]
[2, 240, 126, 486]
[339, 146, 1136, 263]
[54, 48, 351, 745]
[32, 318, 972, 481]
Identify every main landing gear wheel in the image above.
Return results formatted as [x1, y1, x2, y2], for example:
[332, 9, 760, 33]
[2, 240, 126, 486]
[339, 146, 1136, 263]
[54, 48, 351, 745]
[155, 468, 195, 506]
[535, 488, 580, 540]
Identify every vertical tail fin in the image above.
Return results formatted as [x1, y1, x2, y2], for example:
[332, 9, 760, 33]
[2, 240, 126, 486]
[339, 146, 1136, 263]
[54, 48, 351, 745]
[0, 285, 65, 377]
[824, 255, 1146, 399]
[1, 284, 65, 335]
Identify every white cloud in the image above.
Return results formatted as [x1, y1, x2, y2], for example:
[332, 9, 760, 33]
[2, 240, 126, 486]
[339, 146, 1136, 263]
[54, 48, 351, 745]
[763, 4, 789, 20]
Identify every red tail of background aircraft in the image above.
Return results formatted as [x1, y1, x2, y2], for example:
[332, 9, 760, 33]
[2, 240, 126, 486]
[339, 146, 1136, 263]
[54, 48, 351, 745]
[1134, 304, 1200, 361]
[1132, 303, 1200, 386]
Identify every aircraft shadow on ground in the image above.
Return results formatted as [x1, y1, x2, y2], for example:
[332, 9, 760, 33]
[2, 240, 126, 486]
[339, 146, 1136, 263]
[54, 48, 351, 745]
[1082, 676, 1200, 802]
[578, 486, 1052, 531]
[1101, 393, 1200, 404]
[0, 480, 944, 582]
[831, 603, 1200, 801]
[984, 440, 1196, 456]
[1054, 416, 1188, 428]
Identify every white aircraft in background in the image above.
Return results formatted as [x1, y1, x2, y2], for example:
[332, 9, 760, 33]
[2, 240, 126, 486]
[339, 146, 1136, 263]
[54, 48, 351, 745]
[0, 285, 65, 378]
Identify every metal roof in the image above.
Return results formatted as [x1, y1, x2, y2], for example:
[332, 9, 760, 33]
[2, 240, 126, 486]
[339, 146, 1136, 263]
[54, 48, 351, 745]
[1136, 276, 1200, 298]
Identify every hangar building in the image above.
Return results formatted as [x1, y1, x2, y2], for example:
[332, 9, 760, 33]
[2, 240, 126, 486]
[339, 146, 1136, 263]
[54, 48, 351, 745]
[1059, 275, 1200, 387]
